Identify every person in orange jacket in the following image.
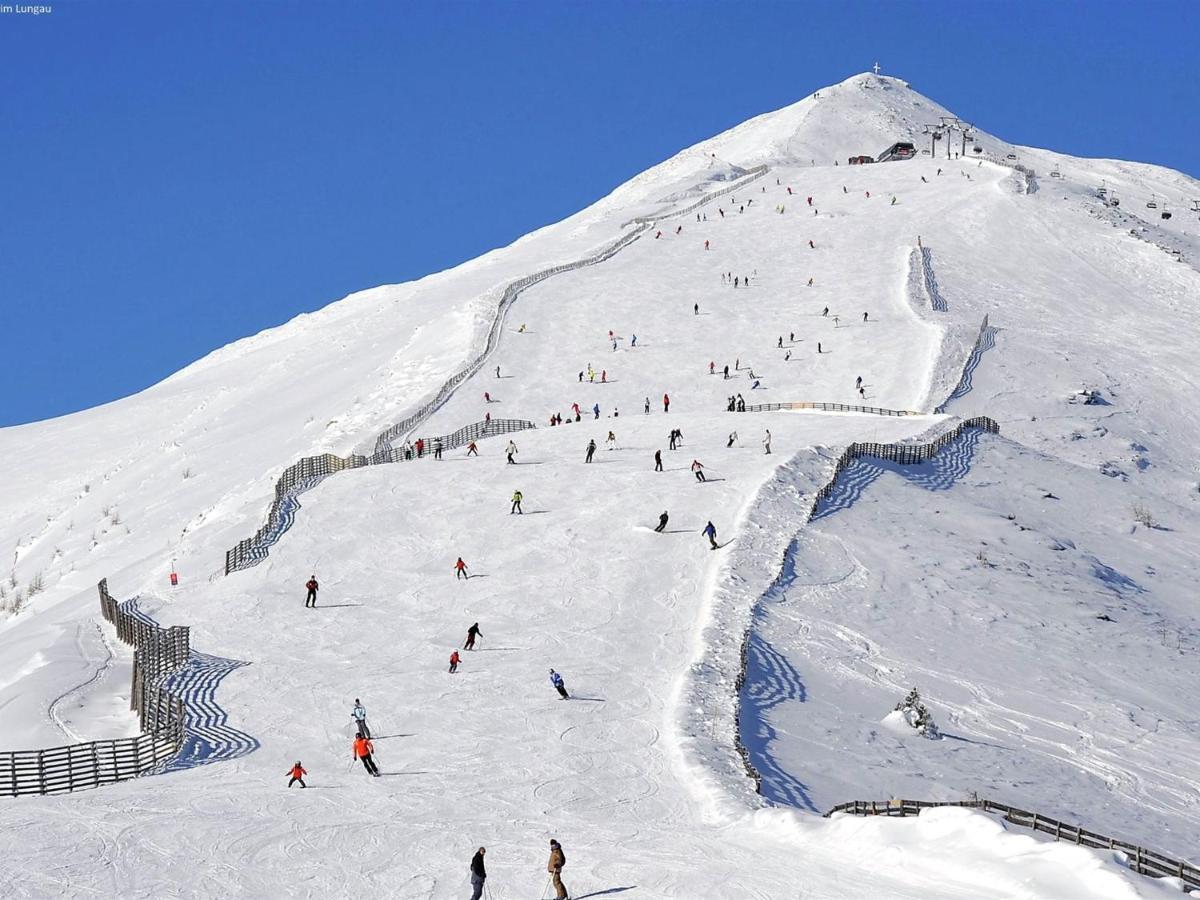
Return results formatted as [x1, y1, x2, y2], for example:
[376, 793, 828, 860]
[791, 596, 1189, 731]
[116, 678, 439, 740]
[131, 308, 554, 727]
[449, 650, 461, 674]
[287, 761, 307, 788]
[353, 736, 379, 777]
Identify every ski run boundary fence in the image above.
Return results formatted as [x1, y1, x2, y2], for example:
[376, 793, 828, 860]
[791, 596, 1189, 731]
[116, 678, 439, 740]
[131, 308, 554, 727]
[224, 163, 772, 576]
[734, 400, 919, 417]
[730, 417, 1000, 806]
[827, 799, 1200, 890]
[0, 580, 185, 796]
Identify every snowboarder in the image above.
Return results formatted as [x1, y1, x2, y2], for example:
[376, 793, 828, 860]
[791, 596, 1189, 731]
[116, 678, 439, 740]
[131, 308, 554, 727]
[817, 342, 822, 354]
[510, 490, 523, 515]
[466, 440, 478, 457]
[549, 669, 569, 700]
[703, 521, 719, 550]
[353, 735, 379, 776]
[585, 439, 596, 463]
[654, 511, 669, 533]
[464, 622, 482, 650]
[654, 449, 663, 472]
[763, 430, 772, 454]
[548, 839, 568, 900]
[287, 761, 307, 788]
[304, 575, 319, 609]
[469, 848, 487, 900]
[694, 302, 699, 315]
[449, 650, 461, 674]
[455, 557, 469, 580]
[691, 460, 706, 482]
[506, 440, 518, 464]
[727, 431, 738, 448]
[663, 393, 670, 413]
[351, 699, 370, 738]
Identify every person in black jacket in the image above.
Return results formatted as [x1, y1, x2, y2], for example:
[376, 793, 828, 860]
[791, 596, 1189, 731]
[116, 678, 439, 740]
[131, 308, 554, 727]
[469, 846, 486, 900]
[654, 511, 669, 533]
[464, 622, 482, 650]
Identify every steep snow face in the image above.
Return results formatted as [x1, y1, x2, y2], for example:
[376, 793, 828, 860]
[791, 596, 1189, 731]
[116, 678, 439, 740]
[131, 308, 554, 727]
[2, 71, 1200, 898]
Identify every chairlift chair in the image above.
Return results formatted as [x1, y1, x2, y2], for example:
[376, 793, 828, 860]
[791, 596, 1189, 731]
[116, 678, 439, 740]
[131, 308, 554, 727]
[972, 145, 982, 154]
[1050, 165, 1062, 179]
[1147, 195, 1158, 209]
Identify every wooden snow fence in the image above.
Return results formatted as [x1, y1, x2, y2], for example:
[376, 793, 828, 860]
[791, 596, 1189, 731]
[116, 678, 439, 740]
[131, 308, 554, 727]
[0, 580, 185, 796]
[826, 798, 1200, 890]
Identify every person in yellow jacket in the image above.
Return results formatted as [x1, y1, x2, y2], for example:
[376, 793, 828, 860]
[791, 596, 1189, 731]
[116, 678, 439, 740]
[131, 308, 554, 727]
[511, 490, 523, 515]
[547, 838, 568, 899]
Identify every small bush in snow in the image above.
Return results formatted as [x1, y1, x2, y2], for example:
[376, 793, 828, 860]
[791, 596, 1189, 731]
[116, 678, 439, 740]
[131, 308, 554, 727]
[1132, 503, 1157, 529]
[894, 688, 940, 739]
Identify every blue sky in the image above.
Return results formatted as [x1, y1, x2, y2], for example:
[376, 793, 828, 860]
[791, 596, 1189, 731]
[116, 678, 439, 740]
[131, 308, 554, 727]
[1, 1, 1194, 427]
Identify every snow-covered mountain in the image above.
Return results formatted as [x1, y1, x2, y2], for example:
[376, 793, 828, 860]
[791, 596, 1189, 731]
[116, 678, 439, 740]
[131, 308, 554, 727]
[2, 72, 1198, 899]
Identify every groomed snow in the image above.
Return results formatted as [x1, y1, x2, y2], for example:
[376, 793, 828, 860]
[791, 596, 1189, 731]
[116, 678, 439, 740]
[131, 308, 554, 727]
[1, 72, 1198, 898]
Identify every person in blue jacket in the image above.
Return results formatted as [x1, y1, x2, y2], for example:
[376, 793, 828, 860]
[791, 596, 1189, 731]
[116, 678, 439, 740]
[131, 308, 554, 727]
[549, 669, 570, 700]
[703, 521, 718, 550]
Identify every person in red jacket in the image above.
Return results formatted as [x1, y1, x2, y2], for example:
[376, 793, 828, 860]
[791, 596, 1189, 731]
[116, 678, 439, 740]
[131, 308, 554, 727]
[663, 393, 670, 413]
[304, 576, 318, 609]
[287, 761, 307, 788]
[449, 650, 461, 674]
[353, 736, 379, 776]
[455, 557, 469, 580]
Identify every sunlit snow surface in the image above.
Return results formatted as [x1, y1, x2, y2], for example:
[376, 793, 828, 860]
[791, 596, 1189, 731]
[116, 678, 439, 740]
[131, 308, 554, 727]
[1, 73, 1198, 898]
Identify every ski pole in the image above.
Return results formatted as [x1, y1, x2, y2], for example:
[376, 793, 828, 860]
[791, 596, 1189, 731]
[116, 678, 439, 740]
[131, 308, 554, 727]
[541, 875, 552, 900]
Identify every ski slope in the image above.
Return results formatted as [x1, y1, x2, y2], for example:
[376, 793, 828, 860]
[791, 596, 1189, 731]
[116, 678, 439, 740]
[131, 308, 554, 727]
[2, 72, 1199, 899]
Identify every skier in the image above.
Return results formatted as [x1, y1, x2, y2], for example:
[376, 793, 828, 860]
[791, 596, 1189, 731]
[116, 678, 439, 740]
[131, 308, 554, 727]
[790, 331, 795, 342]
[817, 342, 822, 354]
[736, 394, 745, 411]
[891, 196, 897, 205]
[654, 511, 669, 533]
[691, 460, 707, 482]
[777, 336, 783, 349]
[449, 650, 461, 674]
[668, 430, 677, 451]
[605, 431, 617, 450]
[353, 735, 380, 777]
[863, 311, 869, 322]
[506, 440, 518, 464]
[601, 370, 606, 383]
[287, 761, 307, 788]
[585, 439, 596, 463]
[763, 430, 772, 454]
[464, 622, 482, 650]
[644, 396, 650, 415]
[693, 302, 700, 317]
[469, 847, 487, 900]
[510, 490, 523, 515]
[856, 375, 863, 387]
[548, 839, 569, 900]
[572, 402, 581, 421]
[807, 196, 812, 206]
[304, 575, 319, 609]
[455, 557, 469, 580]
[433, 439, 443, 460]
[483, 391, 491, 403]
[466, 440, 478, 457]
[631, 334, 637, 347]
[663, 393, 670, 413]
[549, 669, 569, 700]
[709, 361, 715, 375]
[822, 306, 829, 317]
[704, 241, 709, 252]
[593, 402, 600, 420]
[734, 276, 739, 288]
[809, 240, 815, 249]
[723, 364, 729, 380]
[654, 449, 663, 472]
[727, 431, 738, 448]
[703, 520, 719, 550]
[351, 699, 370, 738]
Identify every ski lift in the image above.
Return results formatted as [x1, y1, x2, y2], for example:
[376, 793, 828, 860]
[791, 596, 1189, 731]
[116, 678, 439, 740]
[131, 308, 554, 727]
[1146, 195, 1158, 209]
[1161, 209, 1172, 220]
[1108, 195, 1120, 207]
[1050, 165, 1062, 179]
[972, 145, 982, 154]
[1005, 153, 1017, 160]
